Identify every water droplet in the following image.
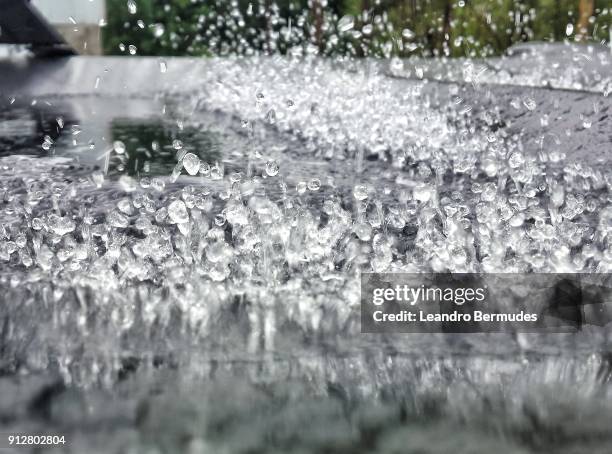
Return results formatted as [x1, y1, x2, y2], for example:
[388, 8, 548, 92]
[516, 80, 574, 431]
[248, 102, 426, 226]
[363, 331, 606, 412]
[265, 109, 277, 124]
[214, 213, 227, 226]
[32, 218, 43, 231]
[565, 23, 573, 36]
[481, 182, 497, 202]
[338, 16, 354, 33]
[127, 0, 137, 14]
[159, 60, 167, 73]
[354, 222, 372, 241]
[265, 160, 279, 177]
[151, 177, 165, 192]
[450, 246, 468, 265]
[92, 170, 105, 187]
[113, 140, 126, 154]
[582, 116, 592, 129]
[183, 153, 200, 176]
[522, 97, 536, 111]
[41, 136, 53, 150]
[108, 211, 129, 228]
[307, 178, 321, 191]
[128, 45, 137, 55]
[118, 199, 133, 215]
[15, 234, 26, 249]
[413, 184, 432, 202]
[508, 152, 525, 168]
[210, 163, 224, 180]
[173, 139, 183, 150]
[152, 23, 165, 37]
[171, 163, 182, 182]
[482, 158, 498, 177]
[402, 29, 415, 39]
[168, 200, 189, 224]
[48, 214, 75, 236]
[353, 184, 368, 200]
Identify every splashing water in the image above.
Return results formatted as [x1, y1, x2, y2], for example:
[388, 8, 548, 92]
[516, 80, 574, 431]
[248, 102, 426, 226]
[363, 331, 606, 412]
[0, 54, 611, 453]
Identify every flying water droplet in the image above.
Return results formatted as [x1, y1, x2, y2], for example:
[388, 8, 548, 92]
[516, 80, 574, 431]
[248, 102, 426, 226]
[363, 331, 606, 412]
[151, 177, 165, 192]
[265, 160, 279, 177]
[508, 152, 525, 168]
[481, 182, 497, 202]
[171, 163, 182, 182]
[127, 0, 137, 15]
[338, 16, 354, 33]
[47, 214, 76, 236]
[92, 170, 104, 187]
[113, 141, 126, 154]
[308, 178, 321, 191]
[214, 213, 227, 226]
[152, 23, 165, 37]
[168, 200, 189, 224]
[522, 97, 536, 111]
[31, 218, 43, 231]
[265, 109, 277, 124]
[413, 184, 432, 202]
[353, 184, 368, 200]
[41, 136, 53, 150]
[183, 153, 200, 175]
[108, 211, 129, 228]
[117, 199, 133, 215]
[581, 115, 592, 129]
[354, 222, 372, 241]
[402, 29, 415, 39]
[210, 163, 224, 180]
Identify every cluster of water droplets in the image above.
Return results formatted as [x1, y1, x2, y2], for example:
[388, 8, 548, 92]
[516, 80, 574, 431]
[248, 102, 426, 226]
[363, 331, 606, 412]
[387, 43, 612, 94]
[0, 56, 609, 389]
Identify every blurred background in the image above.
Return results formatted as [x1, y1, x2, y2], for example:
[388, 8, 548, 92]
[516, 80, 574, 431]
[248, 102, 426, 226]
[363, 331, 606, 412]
[30, 0, 611, 57]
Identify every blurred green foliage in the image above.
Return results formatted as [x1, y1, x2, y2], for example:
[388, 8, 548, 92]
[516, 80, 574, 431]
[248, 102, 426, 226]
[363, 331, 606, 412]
[104, 0, 211, 55]
[103, 0, 611, 57]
